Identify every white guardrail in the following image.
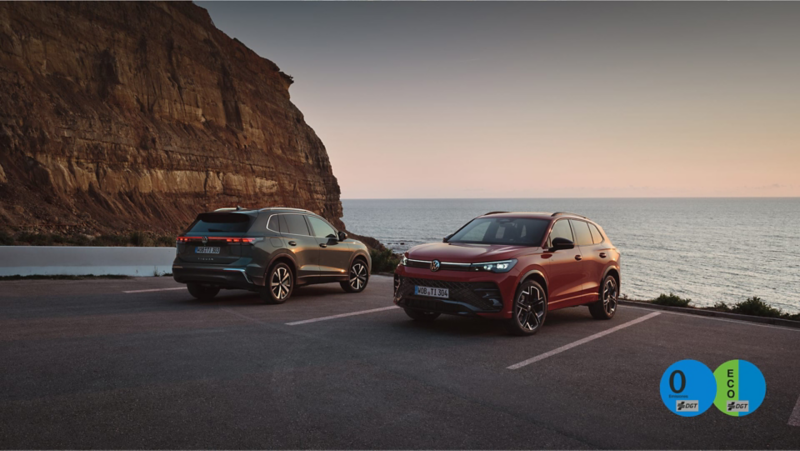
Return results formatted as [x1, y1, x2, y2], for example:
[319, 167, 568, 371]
[0, 246, 176, 277]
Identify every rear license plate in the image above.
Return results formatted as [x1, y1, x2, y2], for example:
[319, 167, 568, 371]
[195, 246, 220, 254]
[414, 285, 449, 298]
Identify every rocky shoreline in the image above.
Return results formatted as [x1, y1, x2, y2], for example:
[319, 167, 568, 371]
[0, 2, 347, 238]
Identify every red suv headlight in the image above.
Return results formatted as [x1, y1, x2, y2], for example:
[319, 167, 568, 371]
[471, 259, 517, 273]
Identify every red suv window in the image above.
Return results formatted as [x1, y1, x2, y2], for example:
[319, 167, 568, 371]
[548, 219, 573, 246]
[588, 223, 604, 244]
[570, 220, 594, 246]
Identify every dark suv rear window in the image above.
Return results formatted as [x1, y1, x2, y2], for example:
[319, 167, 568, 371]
[186, 213, 253, 234]
[283, 214, 311, 236]
[267, 215, 283, 232]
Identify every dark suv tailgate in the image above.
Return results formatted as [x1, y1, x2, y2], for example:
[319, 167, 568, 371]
[176, 213, 256, 265]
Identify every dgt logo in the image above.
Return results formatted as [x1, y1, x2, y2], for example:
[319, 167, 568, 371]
[676, 401, 700, 412]
[726, 401, 750, 413]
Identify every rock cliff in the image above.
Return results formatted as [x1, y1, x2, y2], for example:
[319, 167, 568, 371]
[0, 2, 345, 237]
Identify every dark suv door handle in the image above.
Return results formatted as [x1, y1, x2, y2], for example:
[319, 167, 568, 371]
[599, 252, 607, 258]
[319, 243, 327, 248]
[575, 255, 582, 261]
[288, 241, 297, 246]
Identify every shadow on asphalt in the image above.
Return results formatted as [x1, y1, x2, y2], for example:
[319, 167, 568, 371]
[384, 306, 600, 339]
[176, 285, 601, 341]
[180, 284, 359, 307]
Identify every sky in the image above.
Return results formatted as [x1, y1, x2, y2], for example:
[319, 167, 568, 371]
[201, 2, 800, 199]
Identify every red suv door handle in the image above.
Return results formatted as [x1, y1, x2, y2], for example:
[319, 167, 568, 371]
[574, 255, 582, 261]
[599, 252, 607, 258]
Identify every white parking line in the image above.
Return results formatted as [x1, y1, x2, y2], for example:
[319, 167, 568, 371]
[790, 395, 800, 426]
[123, 287, 185, 294]
[507, 311, 661, 370]
[286, 306, 399, 326]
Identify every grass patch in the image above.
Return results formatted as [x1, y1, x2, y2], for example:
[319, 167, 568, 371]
[370, 248, 400, 274]
[651, 292, 691, 307]
[639, 294, 800, 322]
[0, 230, 16, 245]
[155, 235, 176, 247]
[714, 296, 799, 320]
[5, 232, 176, 247]
[93, 234, 132, 246]
[0, 274, 131, 281]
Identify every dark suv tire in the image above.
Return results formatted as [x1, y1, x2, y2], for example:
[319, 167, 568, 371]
[589, 275, 618, 320]
[260, 262, 293, 304]
[187, 283, 220, 301]
[341, 258, 369, 293]
[506, 280, 548, 336]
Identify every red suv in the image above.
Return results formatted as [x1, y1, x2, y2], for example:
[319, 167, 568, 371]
[393, 212, 620, 336]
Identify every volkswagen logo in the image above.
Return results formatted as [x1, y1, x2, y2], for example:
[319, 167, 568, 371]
[202, 236, 208, 245]
[430, 260, 441, 272]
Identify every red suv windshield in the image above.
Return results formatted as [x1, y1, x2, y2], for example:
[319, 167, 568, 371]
[449, 217, 550, 246]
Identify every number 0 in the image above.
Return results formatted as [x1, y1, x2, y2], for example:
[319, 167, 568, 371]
[670, 370, 686, 393]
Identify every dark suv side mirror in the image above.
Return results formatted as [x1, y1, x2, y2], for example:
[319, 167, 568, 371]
[337, 231, 347, 242]
[550, 237, 574, 251]
[443, 234, 453, 243]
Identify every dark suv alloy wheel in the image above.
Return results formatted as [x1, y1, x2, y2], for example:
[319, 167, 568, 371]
[260, 262, 294, 304]
[340, 259, 369, 293]
[589, 275, 618, 320]
[187, 283, 220, 301]
[506, 280, 547, 336]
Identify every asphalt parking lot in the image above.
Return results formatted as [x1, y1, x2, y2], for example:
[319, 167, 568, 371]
[1, 275, 799, 449]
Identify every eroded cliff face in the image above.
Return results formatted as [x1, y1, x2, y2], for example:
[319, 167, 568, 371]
[0, 2, 344, 236]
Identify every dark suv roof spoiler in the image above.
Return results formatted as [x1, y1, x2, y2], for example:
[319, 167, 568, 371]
[483, 211, 510, 216]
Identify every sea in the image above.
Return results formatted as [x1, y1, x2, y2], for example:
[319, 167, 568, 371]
[342, 198, 800, 313]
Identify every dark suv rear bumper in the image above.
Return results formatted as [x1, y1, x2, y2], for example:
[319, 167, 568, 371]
[172, 265, 256, 290]
[393, 275, 504, 316]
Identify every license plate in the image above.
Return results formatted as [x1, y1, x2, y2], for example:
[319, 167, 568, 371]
[414, 285, 449, 298]
[195, 246, 220, 254]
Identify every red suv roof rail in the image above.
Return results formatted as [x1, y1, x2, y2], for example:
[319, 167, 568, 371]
[551, 212, 588, 219]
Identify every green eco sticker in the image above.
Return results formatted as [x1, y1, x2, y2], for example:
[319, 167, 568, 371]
[713, 360, 766, 416]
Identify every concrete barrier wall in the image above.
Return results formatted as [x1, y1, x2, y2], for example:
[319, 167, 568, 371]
[0, 246, 176, 277]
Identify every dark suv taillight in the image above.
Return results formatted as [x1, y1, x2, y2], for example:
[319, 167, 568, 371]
[176, 236, 263, 245]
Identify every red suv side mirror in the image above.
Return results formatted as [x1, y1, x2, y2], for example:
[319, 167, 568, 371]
[550, 237, 575, 251]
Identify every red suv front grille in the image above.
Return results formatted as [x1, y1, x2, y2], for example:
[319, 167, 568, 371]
[396, 276, 503, 312]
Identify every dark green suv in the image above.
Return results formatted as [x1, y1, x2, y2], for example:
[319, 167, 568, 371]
[173, 207, 371, 303]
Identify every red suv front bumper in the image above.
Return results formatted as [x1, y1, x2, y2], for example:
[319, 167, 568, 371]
[393, 265, 520, 319]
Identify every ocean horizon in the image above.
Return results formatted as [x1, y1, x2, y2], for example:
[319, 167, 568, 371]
[342, 197, 800, 313]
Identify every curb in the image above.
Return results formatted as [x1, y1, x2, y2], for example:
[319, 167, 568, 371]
[619, 300, 800, 329]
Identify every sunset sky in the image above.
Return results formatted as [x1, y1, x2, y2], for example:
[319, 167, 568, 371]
[201, 2, 800, 199]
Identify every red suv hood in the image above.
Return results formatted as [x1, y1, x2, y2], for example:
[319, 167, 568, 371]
[407, 243, 532, 263]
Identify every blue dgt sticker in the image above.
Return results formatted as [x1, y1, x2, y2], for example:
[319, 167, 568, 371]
[660, 360, 717, 417]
